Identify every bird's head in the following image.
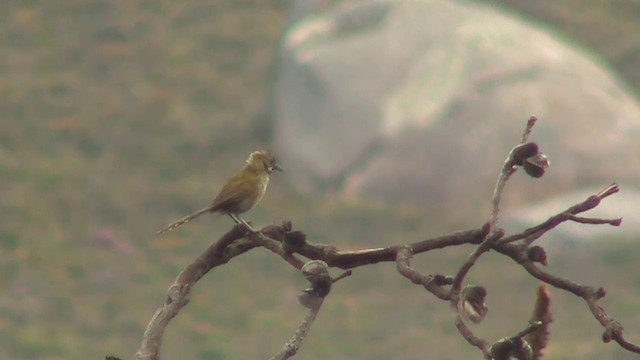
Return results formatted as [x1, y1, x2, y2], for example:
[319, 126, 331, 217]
[247, 150, 283, 174]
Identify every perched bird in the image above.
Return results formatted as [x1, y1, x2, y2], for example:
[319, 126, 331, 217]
[157, 150, 283, 234]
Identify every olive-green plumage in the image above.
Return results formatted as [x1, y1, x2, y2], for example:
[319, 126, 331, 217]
[157, 150, 282, 234]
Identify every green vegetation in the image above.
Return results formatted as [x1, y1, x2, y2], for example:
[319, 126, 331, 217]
[0, 1, 638, 359]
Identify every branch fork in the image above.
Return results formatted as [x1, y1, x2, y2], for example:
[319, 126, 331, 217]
[131, 116, 636, 360]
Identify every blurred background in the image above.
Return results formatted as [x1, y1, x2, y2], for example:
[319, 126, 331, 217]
[1, 0, 640, 359]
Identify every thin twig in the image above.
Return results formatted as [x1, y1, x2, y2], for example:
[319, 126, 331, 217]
[500, 183, 621, 245]
[332, 270, 353, 283]
[396, 246, 452, 300]
[448, 230, 499, 353]
[515, 320, 544, 339]
[566, 214, 622, 225]
[521, 115, 537, 143]
[250, 231, 306, 269]
[494, 240, 640, 354]
[269, 298, 324, 360]
[488, 116, 538, 235]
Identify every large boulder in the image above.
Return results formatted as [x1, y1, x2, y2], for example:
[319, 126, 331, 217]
[274, 0, 640, 224]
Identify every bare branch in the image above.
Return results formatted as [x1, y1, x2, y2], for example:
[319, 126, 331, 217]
[447, 229, 500, 353]
[270, 261, 332, 360]
[136, 224, 289, 360]
[500, 183, 621, 245]
[521, 115, 538, 143]
[494, 238, 640, 355]
[269, 297, 324, 360]
[452, 314, 490, 357]
[250, 230, 306, 270]
[565, 213, 622, 226]
[515, 321, 544, 339]
[134, 116, 640, 359]
[331, 270, 353, 283]
[288, 228, 487, 269]
[396, 246, 453, 300]
[489, 116, 539, 234]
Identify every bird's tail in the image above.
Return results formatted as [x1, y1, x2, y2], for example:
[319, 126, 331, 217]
[156, 206, 213, 235]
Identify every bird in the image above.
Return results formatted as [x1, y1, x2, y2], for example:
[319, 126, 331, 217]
[156, 150, 283, 234]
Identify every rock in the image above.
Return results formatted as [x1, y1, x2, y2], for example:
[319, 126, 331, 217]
[274, 0, 640, 223]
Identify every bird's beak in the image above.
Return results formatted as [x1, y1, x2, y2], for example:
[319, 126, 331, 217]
[273, 163, 284, 172]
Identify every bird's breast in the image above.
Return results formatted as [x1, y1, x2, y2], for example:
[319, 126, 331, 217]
[237, 175, 268, 213]
[254, 176, 268, 203]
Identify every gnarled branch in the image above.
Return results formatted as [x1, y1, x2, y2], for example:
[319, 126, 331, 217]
[132, 117, 637, 360]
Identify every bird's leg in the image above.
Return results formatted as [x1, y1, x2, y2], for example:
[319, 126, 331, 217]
[228, 213, 256, 232]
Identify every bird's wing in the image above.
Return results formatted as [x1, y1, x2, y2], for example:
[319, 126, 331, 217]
[209, 174, 256, 213]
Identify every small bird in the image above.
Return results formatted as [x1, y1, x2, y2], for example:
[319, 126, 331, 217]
[157, 150, 283, 234]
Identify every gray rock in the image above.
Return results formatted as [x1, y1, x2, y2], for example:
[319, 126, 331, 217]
[274, 0, 640, 222]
